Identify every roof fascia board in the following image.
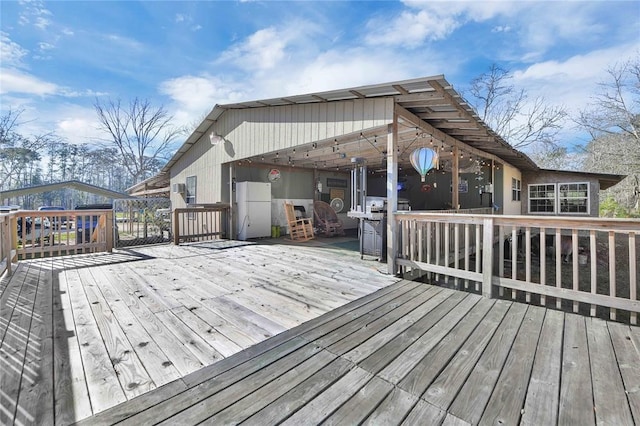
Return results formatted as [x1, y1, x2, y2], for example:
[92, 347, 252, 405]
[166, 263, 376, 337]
[394, 103, 510, 167]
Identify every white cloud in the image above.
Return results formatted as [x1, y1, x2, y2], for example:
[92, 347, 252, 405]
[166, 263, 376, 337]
[38, 41, 54, 51]
[104, 34, 144, 51]
[0, 68, 58, 95]
[57, 115, 102, 145]
[0, 32, 29, 68]
[218, 27, 287, 71]
[217, 20, 323, 73]
[34, 16, 51, 30]
[18, 0, 53, 30]
[512, 44, 638, 112]
[159, 74, 247, 129]
[176, 14, 186, 23]
[366, 1, 520, 47]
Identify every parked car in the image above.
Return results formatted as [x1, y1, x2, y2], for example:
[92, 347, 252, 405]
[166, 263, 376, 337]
[74, 204, 113, 244]
[38, 206, 67, 229]
[33, 216, 51, 229]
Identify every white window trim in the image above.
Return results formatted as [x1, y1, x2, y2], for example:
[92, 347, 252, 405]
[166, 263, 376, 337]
[512, 177, 521, 202]
[558, 181, 590, 215]
[186, 175, 197, 205]
[527, 182, 590, 215]
[528, 183, 557, 214]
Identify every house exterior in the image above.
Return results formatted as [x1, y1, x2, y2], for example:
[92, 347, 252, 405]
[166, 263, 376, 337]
[137, 75, 624, 268]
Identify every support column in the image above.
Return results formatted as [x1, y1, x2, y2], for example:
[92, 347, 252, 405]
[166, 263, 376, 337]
[452, 145, 460, 210]
[387, 120, 398, 275]
[229, 163, 234, 239]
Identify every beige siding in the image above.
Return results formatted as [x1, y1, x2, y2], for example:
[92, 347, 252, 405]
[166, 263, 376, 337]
[170, 98, 394, 207]
[502, 163, 522, 216]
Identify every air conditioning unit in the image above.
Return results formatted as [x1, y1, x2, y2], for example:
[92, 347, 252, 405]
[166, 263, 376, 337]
[172, 183, 186, 194]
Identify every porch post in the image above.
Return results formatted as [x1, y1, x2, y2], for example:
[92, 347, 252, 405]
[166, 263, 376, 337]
[387, 119, 398, 275]
[482, 217, 494, 298]
[452, 145, 460, 209]
[229, 163, 234, 239]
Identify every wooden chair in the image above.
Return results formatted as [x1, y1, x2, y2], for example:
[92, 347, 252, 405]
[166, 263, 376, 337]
[284, 202, 314, 241]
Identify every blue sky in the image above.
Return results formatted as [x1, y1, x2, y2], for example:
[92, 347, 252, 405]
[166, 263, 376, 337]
[1, 0, 639, 150]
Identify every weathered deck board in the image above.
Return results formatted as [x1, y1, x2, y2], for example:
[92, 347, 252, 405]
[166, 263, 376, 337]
[587, 317, 635, 425]
[14, 258, 54, 426]
[2, 239, 638, 425]
[1, 262, 37, 425]
[478, 305, 545, 426]
[521, 308, 563, 425]
[559, 314, 595, 425]
[54, 260, 93, 425]
[422, 299, 511, 410]
[64, 265, 128, 413]
[608, 321, 640, 421]
[447, 302, 528, 424]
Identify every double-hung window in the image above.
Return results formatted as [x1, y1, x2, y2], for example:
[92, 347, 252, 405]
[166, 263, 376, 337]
[512, 178, 521, 201]
[186, 176, 197, 205]
[528, 184, 556, 213]
[559, 183, 589, 214]
[528, 182, 589, 214]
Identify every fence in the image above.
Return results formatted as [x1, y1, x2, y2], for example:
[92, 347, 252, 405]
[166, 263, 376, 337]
[113, 198, 172, 247]
[395, 212, 640, 324]
[173, 204, 230, 244]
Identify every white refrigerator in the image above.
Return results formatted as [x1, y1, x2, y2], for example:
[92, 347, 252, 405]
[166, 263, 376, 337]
[236, 181, 272, 240]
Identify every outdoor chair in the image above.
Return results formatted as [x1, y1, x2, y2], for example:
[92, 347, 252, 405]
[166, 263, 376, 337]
[284, 201, 314, 241]
[313, 200, 345, 237]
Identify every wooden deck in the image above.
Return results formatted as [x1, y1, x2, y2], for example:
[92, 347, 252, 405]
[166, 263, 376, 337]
[0, 238, 398, 425]
[79, 284, 640, 426]
[2, 240, 639, 425]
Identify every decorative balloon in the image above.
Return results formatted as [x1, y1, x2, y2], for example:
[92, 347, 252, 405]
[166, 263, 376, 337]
[410, 147, 438, 182]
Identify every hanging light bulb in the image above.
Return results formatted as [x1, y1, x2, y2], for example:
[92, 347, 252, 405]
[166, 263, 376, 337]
[410, 147, 438, 182]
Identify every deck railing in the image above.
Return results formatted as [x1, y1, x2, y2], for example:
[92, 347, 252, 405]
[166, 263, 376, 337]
[0, 209, 114, 275]
[395, 212, 640, 324]
[173, 204, 230, 244]
[1, 212, 17, 276]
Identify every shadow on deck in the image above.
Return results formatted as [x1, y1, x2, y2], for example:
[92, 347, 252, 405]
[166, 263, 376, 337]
[82, 285, 640, 425]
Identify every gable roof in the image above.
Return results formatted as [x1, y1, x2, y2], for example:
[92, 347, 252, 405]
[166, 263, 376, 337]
[162, 75, 538, 175]
[0, 180, 134, 201]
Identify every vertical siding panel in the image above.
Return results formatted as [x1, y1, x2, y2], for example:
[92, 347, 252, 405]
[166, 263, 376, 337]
[330, 102, 338, 137]
[344, 100, 355, 134]
[318, 103, 328, 141]
[363, 98, 374, 129]
[272, 108, 282, 151]
[303, 104, 312, 146]
[311, 103, 319, 142]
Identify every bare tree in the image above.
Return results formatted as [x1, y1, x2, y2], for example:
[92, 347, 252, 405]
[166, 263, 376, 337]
[94, 97, 182, 184]
[0, 108, 53, 191]
[579, 56, 640, 211]
[467, 64, 568, 152]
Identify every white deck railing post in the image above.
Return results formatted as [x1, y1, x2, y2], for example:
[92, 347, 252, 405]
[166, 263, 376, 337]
[482, 217, 494, 299]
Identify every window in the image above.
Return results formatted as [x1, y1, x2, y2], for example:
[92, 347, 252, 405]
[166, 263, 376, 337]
[185, 176, 197, 205]
[559, 183, 589, 214]
[528, 182, 590, 214]
[528, 184, 556, 213]
[512, 178, 521, 201]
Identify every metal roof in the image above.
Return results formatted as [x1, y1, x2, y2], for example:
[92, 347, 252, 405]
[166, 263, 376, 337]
[0, 180, 134, 201]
